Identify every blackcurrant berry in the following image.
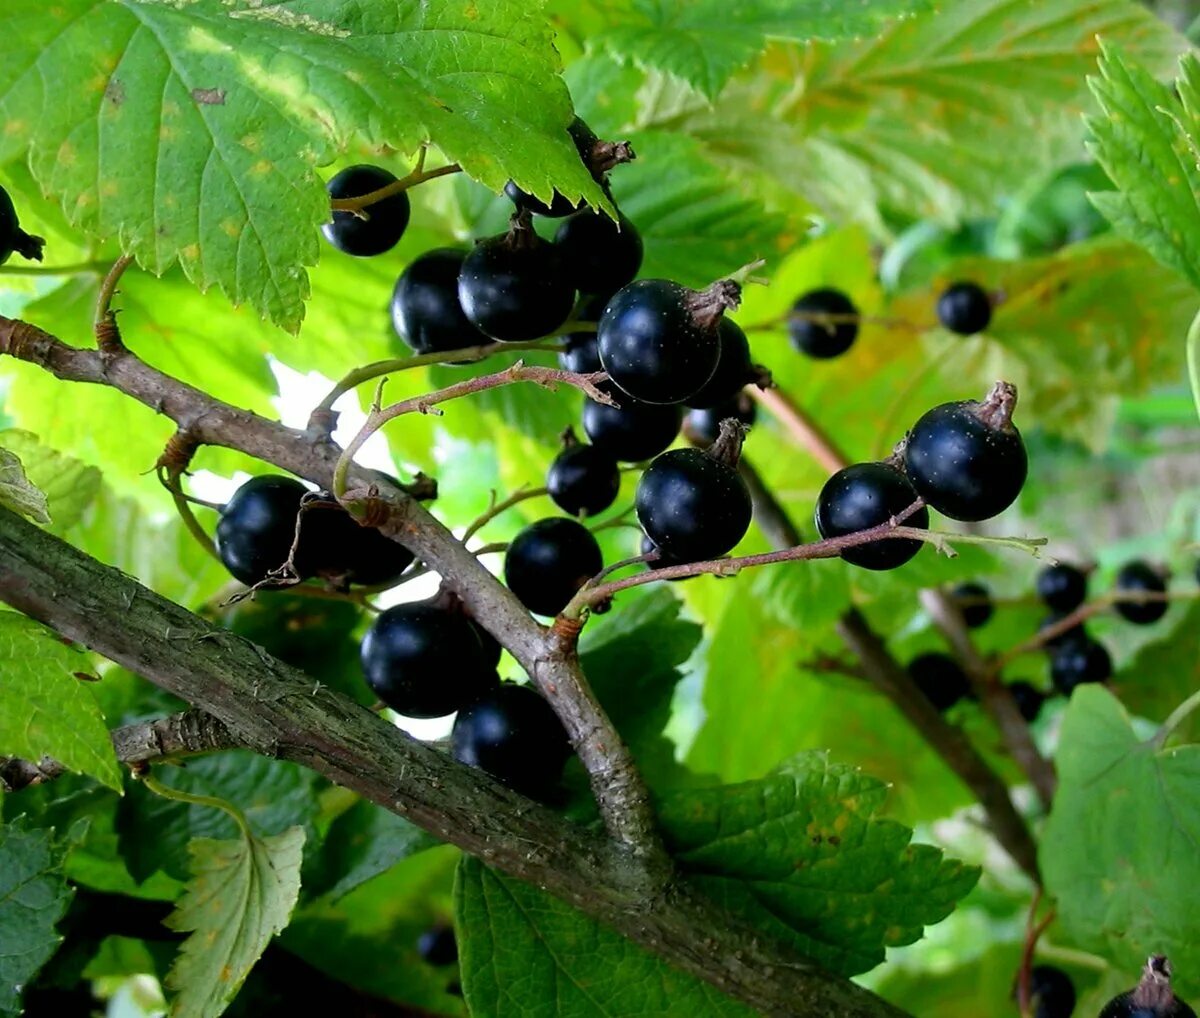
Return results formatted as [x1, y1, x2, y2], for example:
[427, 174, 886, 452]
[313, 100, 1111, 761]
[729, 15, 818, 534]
[951, 581, 993, 628]
[685, 392, 757, 448]
[458, 216, 576, 341]
[903, 382, 1027, 521]
[788, 288, 859, 359]
[636, 447, 752, 563]
[504, 518, 603, 617]
[814, 462, 929, 571]
[391, 248, 489, 356]
[216, 475, 311, 586]
[1049, 636, 1112, 695]
[470, 620, 503, 669]
[0, 185, 44, 265]
[598, 278, 739, 404]
[546, 434, 620, 517]
[1039, 612, 1087, 650]
[582, 395, 682, 463]
[555, 211, 643, 300]
[322, 165, 411, 257]
[1008, 681, 1046, 723]
[301, 495, 415, 587]
[1037, 563, 1088, 614]
[504, 118, 632, 218]
[451, 683, 572, 799]
[1027, 965, 1076, 1018]
[640, 533, 686, 579]
[685, 318, 761, 409]
[558, 295, 607, 374]
[936, 281, 992, 335]
[907, 653, 971, 711]
[1100, 956, 1196, 1018]
[360, 602, 497, 718]
[1114, 560, 1168, 625]
[416, 925, 458, 967]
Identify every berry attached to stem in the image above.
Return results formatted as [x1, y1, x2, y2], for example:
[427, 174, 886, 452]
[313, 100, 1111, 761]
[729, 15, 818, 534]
[1049, 636, 1112, 695]
[951, 580, 994, 628]
[322, 165, 411, 257]
[907, 652, 972, 711]
[788, 288, 859, 358]
[1099, 956, 1196, 1018]
[582, 395, 682, 463]
[1037, 563, 1088, 614]
[936, 280, 993, 335]
[814, 462, 929, 570]
[215, 475, 312, 586]
[504, 517, 603, 617]
[391, 248, 489, 356]
[554, 211, 643, 300]
[1114, 560, 1169, 625]
[684, 318, 766, 409]
[684, 392, 757, 448]
[546, 430, 620, 517]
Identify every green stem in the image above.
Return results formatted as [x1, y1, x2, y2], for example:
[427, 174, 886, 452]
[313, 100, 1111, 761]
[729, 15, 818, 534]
[1153, 688, 1200, 748]
[0, 261, 109, 277]
[139, 769, 253, 840]
[330, 160, 461, 215]
[94, 254, 134, 332]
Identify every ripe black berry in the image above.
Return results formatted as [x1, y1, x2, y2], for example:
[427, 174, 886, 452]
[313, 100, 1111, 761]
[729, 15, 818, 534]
[391, 248, 489, 356]
[636, 442, 752, 563]
[1008, 681, 1046, 723]
[582, 395, 682, 463]
[640, 533, 686, 579]
[903, 382, 1027, 521]
[452, 683, 572, 800]
[546, 433, 620, 517]
[907, 653, 971, 711]
[504, 118, 632, 217]
[1100, 956, 1196, 1018]
[684, 319, 761, 409]
[458, 215, 576, 341]
[1114, 560, 1168, 625]
[555, 212, 643, 300]
[951, 581, 993, 628]
[1028, 964, 1076, 1018]
[788, 288, 859, 359]
[360, 602, 497, 718]
[1037, 564, 1088, 614]
[416, 925, 458, 967]
[504, 518, 603, 616]
[1050, 636, 1112, 695]
[598, 278, 739, 404]
[0, 185, 44, 265]
[558, 295, 607, 374]
[322, 165, 411, 257]
[685, 392, 757, 448]
[216, 475, 311, 586]
[814, 462, 929, 570]
[936, 281, 992, 335]
[1039, 612, 1087, 649]
[302, 495, 415, 587]
[470, 620, 503, 669]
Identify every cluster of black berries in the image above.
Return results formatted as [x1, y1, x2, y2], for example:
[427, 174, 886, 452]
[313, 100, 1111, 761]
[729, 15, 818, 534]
[1020, 956, 1194, 1018]
[0, 184, 45, 265]
[815, 380, 1028, 572]
[787, 279, 992, 360]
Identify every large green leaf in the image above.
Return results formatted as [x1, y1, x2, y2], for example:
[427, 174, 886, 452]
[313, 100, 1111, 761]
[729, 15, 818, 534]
[595, 0, 933, 100]
[1041, 686, 1200, 991]
[659, 753, 979, 976]
[0, 612, 121, 791]
[0, 0, 606, 330]
[0, 820, 74, 1018]
[1112, 601, 1200, 740]
[1088, 45, 1200, 292]
[0, 430, 101, 531]
[642, 0, 1183, 233]
[165, 824, 305, 1018]
[0, 448, 49, 525]
[455, 855, 754, 1017]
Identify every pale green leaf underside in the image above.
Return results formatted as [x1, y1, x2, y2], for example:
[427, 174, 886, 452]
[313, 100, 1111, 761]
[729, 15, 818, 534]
[657, 752, 980, 976]
[0, 613, 121, 790]
[0, 0, 603, 330]
[1041, 686, 1200, 990]
[597, 0, 933, 99]
[0, 430, 101, 531]
[165, 825, 305, 1018]
[1087, 44, 1200, 293]
[455, 856, 754, 1017]
[0, 448, 50, 525]
[0, 821, 73, 1018]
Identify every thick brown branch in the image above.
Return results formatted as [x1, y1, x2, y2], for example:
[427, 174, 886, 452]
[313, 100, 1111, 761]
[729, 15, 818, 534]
[0, 314, 656, 856]
[0, 507, 909, 1018]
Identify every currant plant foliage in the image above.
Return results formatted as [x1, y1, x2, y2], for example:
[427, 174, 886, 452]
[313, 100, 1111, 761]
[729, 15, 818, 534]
[1, 1, 1199, 1017]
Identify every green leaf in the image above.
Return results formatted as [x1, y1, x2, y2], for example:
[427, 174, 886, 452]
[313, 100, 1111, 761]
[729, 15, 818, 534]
[0, 820, 74, 1018]
[658, 752, 980, 976]
[1190, 306, 1200, 424]
[1087, 45, 1200, 292]
[0, 0, 607, 330]
[165, 824, 305, 1018]
[304, 799, 438, 902]
[580, 587, 702, 789]
[1112, 601, 1200, 741]
[0, 430, 101, 531]
[1041, 685, 1200, 990]
[596, 0, 933, 100]
[117, 751, 320, 883]
[455, 855, 755, 1017]
[0, 613, 121, 791]
[0, 448, 50, 524]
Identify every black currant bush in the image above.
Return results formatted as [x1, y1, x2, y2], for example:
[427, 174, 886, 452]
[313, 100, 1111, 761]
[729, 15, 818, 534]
[1, 2, 1199, 1017]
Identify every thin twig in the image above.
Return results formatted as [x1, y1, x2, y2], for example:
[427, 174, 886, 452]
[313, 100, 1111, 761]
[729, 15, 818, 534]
[94, 253, 134, 343]
[330, 161, 462, 215]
